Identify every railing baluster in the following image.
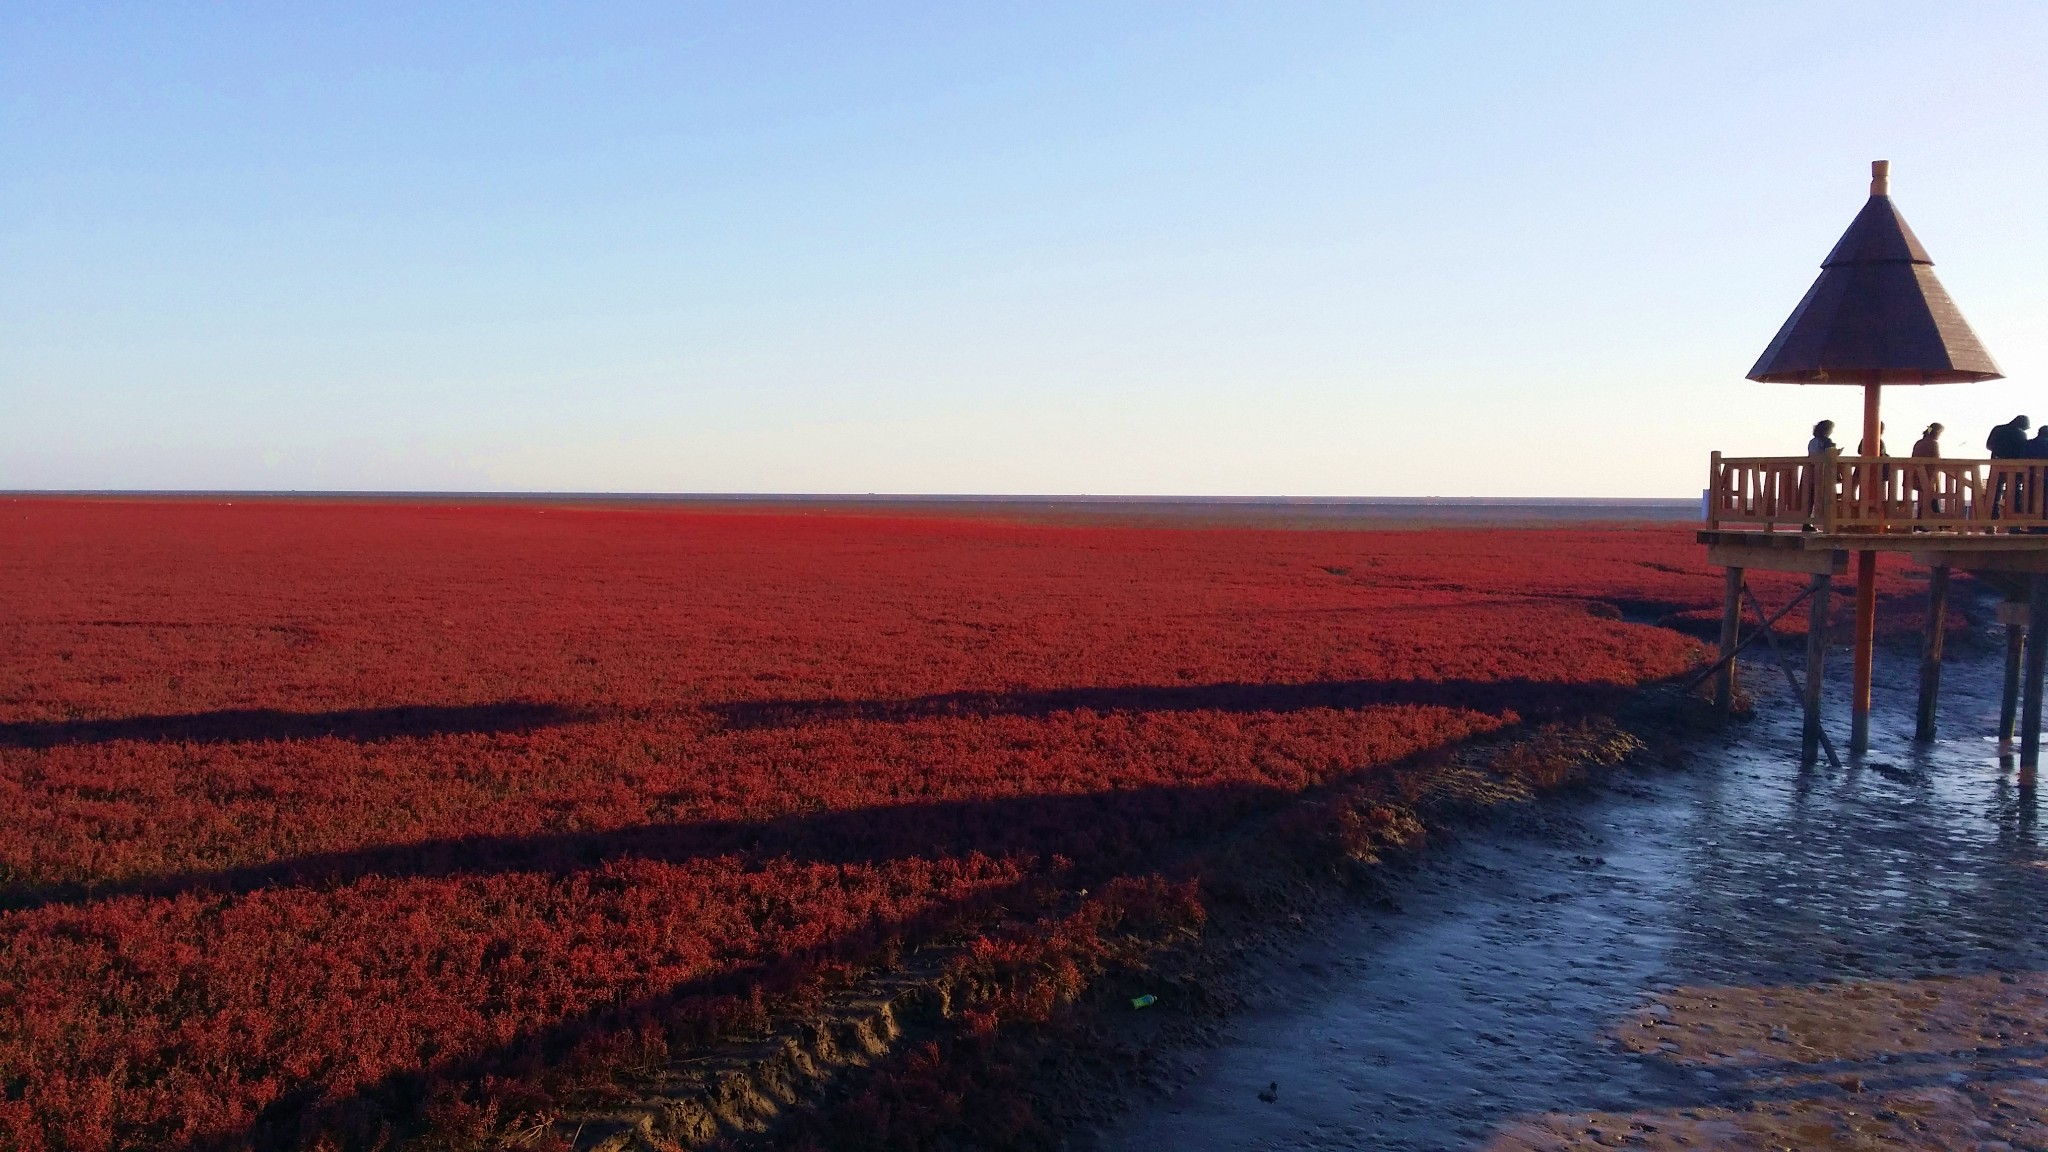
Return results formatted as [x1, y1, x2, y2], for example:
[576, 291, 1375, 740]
[1703, 456, 2025, 534]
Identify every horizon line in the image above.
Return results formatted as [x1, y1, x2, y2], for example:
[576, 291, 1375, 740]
[1, 491, 1700, 506]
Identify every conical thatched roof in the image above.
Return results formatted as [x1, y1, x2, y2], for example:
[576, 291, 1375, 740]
[1748, 163, 2001, 384]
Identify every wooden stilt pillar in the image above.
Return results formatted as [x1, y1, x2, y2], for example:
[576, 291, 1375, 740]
[1915, 566, 1949, 741]
[2001, 603, 2027, 745]
[1851, 373, 1881, 755]
[1803, 573, 1832, 766]
[2024, 575, 2048, 770]
[1851, 550, 1877, 753]
[1717, 567, 1743, 712]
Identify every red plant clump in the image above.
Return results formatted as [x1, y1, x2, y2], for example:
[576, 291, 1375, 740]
[0, 499, 1925, 1149]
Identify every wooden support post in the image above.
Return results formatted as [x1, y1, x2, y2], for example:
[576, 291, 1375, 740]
[2025, 575, 2048, 770]
[1850, 371, 1882, 755]
[1717, 567, 1743, 712]
[1748, 584, 1842, 770]
[1851, 550, 1877, 753]
[2001, 608, 2026, 744]
[1803, 573, 1832, 767]
[1915, 566, 1949, 741]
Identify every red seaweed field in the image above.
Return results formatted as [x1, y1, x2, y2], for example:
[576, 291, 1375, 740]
[0, 499, 1934, 1150]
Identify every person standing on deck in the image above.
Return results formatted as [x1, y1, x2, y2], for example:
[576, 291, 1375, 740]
[1990, 415, 2033, 518]
[1809, 420, 1837, 455]
[2017, 428, 2048, 530]
[1804, 420, 1837, 527]
[1912, 424, 1944, 518]
[1990, 415, 2032, 458]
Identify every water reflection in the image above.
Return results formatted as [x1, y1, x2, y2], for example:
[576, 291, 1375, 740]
[1482, 643, 2048, 1150]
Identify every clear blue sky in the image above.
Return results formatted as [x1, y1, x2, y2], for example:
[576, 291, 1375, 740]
[5, 2, 2044, 495]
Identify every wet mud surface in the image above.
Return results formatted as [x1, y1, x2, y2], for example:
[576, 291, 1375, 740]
[1103, 630, 2048, 1150]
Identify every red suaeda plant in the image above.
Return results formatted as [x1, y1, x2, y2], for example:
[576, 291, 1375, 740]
[0, 499, 1917, 1149]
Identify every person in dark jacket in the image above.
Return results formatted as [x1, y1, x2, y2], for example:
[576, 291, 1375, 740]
[1989, 416, 2032, 459]
[2017, 429, 2048, 529]
[1991, 416, 2035, 518]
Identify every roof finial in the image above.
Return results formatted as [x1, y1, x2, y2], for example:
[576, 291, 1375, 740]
[1871, 159, 1890, 197]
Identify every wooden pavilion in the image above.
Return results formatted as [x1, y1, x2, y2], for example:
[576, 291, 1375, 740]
[1699, 161, 2044, 766]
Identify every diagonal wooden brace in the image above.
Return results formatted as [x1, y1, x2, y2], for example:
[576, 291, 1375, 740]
[1681, 583, 1817, 695]
[1743, 584, 1843, 770]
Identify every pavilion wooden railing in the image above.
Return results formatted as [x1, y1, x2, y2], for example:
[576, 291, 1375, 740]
[1706, 452, 2048, 533]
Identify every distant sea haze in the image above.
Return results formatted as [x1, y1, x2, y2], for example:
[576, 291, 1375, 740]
[0, 492, 1702, 527]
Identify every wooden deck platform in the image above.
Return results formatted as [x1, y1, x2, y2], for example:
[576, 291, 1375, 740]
[1702, 452, 2048, 767]
[1698, 528, 2048, 576]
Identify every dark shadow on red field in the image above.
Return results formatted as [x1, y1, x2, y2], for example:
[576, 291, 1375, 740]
[0, 700, 588, 749]
[1, 782, 1297, 915]
[0, 677, 1634, 916]
[52, 776, 1344, 1149]
[175, 759, 1433, 1150]
[0, 676, 1645, 1151]
[233, 875, 1058, 1152]
[172, 660, 2048, 1152]
[714, 677, 1635, 731]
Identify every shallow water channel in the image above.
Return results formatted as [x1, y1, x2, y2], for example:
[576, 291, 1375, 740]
[1102, 629, 2048, 1150]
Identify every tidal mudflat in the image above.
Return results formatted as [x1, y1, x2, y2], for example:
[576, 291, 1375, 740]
[1106, 632, 2048, 1151]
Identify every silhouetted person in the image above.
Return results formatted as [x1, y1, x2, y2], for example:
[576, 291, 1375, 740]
[1989, 416, 2032, 459]
[1808, 420, 1837, 456]
[1912, 423, 1943, 458]
[1857, 422, 1889, 457]
[2016, 430, 2048, 529]
[1991, 416, 2034, 518]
